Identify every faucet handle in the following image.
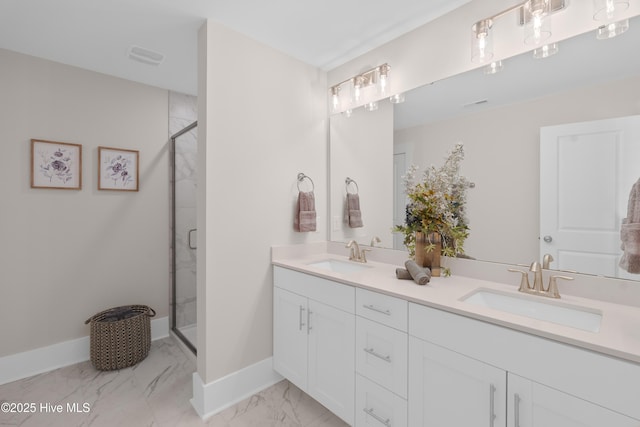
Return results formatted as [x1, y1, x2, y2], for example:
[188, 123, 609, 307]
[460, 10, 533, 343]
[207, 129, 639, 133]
[361, 248, 372, 263]
[508, 268, 530, 292]
[547, 275, 574, 299]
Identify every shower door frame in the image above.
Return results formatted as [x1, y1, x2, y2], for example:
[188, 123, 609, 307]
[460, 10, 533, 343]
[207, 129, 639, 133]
[171, 120, 198, 355]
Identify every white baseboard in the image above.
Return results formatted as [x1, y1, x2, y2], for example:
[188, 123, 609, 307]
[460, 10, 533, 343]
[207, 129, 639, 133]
[0, 316, 169, 386]
[191, 357, 284, 420]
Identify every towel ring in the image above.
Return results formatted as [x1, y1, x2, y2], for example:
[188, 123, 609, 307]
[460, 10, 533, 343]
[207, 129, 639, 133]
[297, 173, 315, 192]
[345, 177, 359, 194]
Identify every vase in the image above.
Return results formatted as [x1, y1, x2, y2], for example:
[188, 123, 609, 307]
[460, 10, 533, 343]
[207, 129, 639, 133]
[415, 231, 441, 277]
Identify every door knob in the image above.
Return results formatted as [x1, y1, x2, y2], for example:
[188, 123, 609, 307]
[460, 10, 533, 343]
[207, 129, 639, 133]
[543, 235, 553, 243]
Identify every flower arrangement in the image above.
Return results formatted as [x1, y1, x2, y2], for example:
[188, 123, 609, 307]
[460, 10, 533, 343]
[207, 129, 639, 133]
[394, 143, 471, 275]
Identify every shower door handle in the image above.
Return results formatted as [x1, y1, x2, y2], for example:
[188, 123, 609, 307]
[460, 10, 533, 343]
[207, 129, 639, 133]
[188, 229, 197, 250]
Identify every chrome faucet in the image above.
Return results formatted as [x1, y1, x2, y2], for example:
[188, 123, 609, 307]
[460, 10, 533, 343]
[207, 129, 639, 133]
[346, 240, 370, 263]
[507, 260, 574, 299]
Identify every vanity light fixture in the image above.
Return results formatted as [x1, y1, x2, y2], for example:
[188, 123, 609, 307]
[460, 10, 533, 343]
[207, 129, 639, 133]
[596, 19, 629, 39]
[389, 93, 406, 104]
[593, 0, 630, 39]
[364, 101, 378, 112]
[593, 0, 629, 21]
[328, 63, 391, 115]
[471, 0, 566, 63]
[533, 42, 559, 58]
[484, 60, 504, 75]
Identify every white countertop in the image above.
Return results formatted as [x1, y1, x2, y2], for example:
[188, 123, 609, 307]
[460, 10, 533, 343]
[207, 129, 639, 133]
[272, 249, 640, 365]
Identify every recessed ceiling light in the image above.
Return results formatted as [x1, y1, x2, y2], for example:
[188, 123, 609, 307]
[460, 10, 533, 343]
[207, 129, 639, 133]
[127, 45, 164, 66]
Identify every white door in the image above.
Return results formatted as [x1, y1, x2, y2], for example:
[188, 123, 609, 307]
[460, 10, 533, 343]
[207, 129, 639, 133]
[508, 374, 639, 427]
[408, 337, 506, 427]
[540, 116, 640, 278]
[393, 152, 407, 250]
[273, 287, 308, 390]
[308, 299, 355, 426]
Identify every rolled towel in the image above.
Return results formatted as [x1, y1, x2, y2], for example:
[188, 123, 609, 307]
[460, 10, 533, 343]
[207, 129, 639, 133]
[405, 260, 432, 285]
[396, 268, 413, 280]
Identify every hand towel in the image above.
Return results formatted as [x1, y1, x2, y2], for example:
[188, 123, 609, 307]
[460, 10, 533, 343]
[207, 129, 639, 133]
[620, 221, 640, 274]
[405, 260, 432, 285]
[620, 178, 640, 274]
[294, 191, 316, 232]
[347, 193, 363, 228]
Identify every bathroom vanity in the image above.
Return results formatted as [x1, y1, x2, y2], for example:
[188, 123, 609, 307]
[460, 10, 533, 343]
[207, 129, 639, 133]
[272, 244, 640, 427]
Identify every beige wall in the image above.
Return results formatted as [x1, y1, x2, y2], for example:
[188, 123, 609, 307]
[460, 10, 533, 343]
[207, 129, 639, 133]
[0, 48, 170, 357]
[197, 21, 327, 383]
[395, 74, 640, 265]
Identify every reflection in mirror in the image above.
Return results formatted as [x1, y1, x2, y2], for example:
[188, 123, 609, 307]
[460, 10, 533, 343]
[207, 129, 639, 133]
[329, 15, 640, 281]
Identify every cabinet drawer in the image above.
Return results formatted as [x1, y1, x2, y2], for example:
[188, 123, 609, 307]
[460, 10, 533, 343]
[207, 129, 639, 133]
[355, 374, 407, 427]
[356, 287, 407, 331]
[356, 317, 408, 398]
[274, 266, 354, 313]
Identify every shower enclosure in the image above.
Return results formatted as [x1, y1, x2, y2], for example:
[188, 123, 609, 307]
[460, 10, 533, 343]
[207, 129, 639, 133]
[171, 121, 197, 354]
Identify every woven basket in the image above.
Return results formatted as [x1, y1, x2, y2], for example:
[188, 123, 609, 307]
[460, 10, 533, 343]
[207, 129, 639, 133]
[85, 305, 156, 371]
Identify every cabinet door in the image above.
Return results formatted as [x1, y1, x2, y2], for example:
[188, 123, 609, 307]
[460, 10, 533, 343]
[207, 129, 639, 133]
[408, 336, 506, 427]
[273, 287, 308, 390]
[308, 299, 355, 426]
[508, 374, 640, 427]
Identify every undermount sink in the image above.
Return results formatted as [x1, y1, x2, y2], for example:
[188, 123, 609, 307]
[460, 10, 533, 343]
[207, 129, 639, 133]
[307, 259, 372, 274]
[461, 288, 602, 333]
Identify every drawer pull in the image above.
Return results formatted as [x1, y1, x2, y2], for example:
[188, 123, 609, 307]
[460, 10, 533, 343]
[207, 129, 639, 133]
[363, 407, 391, 427]
[489, 383, 497, 427]
[362, 304, 391, 316]
[364, 347, 391, 363]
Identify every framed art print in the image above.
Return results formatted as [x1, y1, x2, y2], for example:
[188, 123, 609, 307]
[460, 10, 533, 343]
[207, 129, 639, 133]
[98, 146, 139, 191]
[31, 139, 82, 190]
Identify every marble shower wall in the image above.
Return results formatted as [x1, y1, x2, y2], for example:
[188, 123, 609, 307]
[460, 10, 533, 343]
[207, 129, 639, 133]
[170, 92, 197, 331]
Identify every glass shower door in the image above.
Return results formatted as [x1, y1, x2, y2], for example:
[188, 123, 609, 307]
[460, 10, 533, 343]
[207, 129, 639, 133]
[171, 121, 197, 354]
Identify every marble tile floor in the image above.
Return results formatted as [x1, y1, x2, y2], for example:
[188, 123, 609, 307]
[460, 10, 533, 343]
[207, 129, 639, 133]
[0, 337, 348, 427]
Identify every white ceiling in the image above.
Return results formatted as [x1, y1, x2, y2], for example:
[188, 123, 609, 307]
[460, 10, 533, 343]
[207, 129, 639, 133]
[0, 0, 471, 95]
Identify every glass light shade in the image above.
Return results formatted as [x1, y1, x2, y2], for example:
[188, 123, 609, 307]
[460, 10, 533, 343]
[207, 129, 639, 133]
[471, 20, 493, 63]
[352, 76, 364, 104]
[593, 0, 629, 21]
[524, 13, 552, 45]
[389, 93, 405, 104]
[533, 42, 559, 58]
[330, 87, 340, 114]
[596, 19, 629, 39]
[364, 101, 378, 112]
[378, 64, 390, 97]
[484, 60, 504, 75]
[343, 109, 353, 118]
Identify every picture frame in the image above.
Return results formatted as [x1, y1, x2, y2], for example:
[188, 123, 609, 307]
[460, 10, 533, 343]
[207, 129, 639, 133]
[31, 139, 82, 190]
[98, 146, 139, 191]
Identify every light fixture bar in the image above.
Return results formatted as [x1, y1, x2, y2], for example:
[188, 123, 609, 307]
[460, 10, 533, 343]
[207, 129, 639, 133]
[518, 0, 566, 25]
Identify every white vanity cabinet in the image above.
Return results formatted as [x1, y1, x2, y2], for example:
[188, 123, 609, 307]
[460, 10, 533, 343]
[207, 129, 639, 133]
[273, 267, 355, 425]
[355, 288, 408, 427]
[408, 337, 506, 426]
[507, 374, 640, 427]
[409, 302, 640, 427]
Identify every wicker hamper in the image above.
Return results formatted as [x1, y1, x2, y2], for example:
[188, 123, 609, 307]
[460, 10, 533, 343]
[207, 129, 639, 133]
[85, 305, 156, 371]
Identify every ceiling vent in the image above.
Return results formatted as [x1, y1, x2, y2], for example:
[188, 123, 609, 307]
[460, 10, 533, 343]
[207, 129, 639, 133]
[127, 45, 164, 66]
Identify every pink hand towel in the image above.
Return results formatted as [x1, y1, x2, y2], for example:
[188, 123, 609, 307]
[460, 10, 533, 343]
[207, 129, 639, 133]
[294, 191, 316, 232]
